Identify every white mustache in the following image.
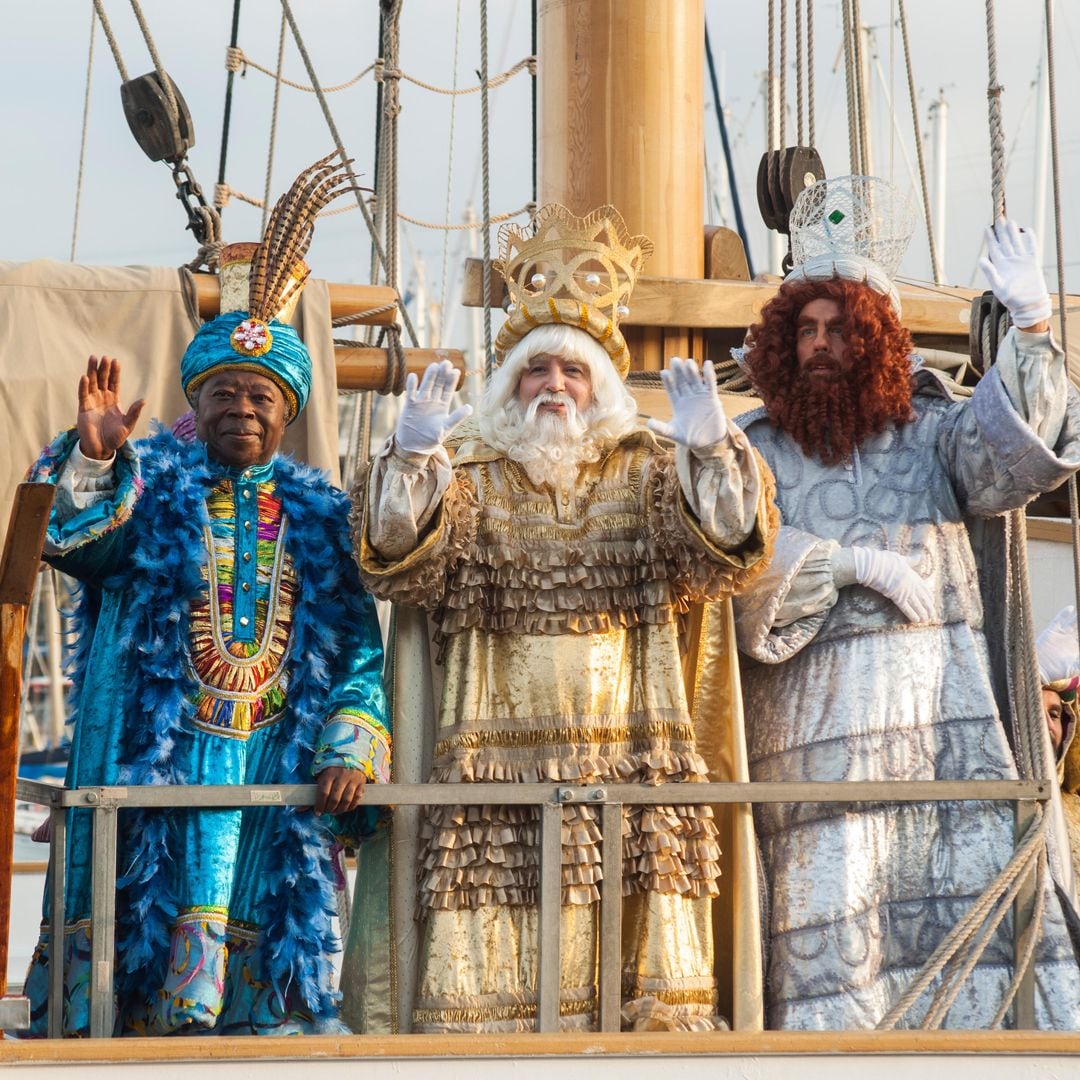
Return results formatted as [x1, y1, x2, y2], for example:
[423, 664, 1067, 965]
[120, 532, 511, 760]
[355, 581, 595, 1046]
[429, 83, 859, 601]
[525, 392, 578, 424]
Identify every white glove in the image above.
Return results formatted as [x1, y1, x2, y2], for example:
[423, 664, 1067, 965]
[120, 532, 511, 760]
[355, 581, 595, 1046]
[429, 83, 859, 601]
[1037, 605, 1079, 685]
[394, 360, 472, 455]
[646, 357, 728, 450]
[833, 545, 934, 623]
[978, 217, 1052, 329]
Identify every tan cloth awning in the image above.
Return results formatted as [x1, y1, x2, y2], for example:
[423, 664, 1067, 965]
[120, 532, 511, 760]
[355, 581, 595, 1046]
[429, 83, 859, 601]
[0, 258, 341, 547]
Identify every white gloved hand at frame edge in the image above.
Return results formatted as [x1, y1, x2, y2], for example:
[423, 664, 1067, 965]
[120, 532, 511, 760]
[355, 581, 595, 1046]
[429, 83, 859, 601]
[1037, 605, 1079, 685]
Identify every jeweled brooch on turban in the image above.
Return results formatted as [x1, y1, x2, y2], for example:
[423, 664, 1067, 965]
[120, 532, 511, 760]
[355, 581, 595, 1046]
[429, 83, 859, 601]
[230, 317, 274, 357]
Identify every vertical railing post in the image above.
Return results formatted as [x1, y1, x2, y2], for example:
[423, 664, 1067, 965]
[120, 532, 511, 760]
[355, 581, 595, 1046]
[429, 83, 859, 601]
[1013, 799, 1038, 1029]
[88, 800, 117, 1038]
[47, 800, 67, 1039]
[599, 800, 623, 1032]
[536, 800, 563, 1031]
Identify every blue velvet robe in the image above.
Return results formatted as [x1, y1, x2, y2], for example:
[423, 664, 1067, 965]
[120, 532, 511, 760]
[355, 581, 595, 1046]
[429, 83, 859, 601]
[20, 428, 389, 1036]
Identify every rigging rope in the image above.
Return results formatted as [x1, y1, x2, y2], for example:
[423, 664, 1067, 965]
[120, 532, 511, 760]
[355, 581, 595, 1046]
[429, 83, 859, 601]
[223, 46, 534, 97]
[128, 0, 178, 120]
[875, 807, 1050, 1029]
[260, 10, 288, 236]
[984, 2, 1007, 220]
[779, 0, 787, 148]
[806, 0, 815, 145]
[794, 0, 804, 145]
[91, 0, 129, 83]
[226, 47, 374, 93]
[379, 0, 408, 394]
[479, 0, 494, 378]
[71, 2, 97, 263]
[841, 0, 860, 173]
[278, 0, 418, 349]
[1041, 0, 1080, 729]
[401, 205, 532, 230]
[897, 0, 942, 284]
[851, 0, 871, 174]
[767, 0, 776, 149]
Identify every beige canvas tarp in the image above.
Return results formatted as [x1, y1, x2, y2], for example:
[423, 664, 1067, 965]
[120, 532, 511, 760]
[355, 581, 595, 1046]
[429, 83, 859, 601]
[0, 258, 342, 548]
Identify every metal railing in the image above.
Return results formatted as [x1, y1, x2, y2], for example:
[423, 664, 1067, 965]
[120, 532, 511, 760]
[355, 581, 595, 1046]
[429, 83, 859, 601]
[14, 775, 1049, 1038]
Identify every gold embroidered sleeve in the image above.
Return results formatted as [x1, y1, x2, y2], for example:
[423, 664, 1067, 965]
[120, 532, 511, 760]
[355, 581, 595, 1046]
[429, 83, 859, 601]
[349, 460, 479, 610]
[648, 448, 778, 604]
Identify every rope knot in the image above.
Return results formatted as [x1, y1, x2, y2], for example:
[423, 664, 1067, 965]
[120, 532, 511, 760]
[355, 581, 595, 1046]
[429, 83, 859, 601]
[379, 322, 408, 396]
[213, 183, 231, 209]
[374, 57, 386, 83]
[225, 46, 246, 74]
[527, 55, 537, 77]
[987, 83, 1004, 99]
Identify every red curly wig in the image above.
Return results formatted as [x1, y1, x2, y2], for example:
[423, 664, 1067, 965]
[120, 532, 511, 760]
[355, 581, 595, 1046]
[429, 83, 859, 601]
[745, 277, 915, 464]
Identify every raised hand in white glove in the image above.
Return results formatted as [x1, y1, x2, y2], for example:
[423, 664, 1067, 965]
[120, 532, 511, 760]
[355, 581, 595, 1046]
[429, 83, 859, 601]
[1036, 605, 1079, 685]
[394, 360, 473, 456]
[646, 357, 728, 450]
[978, 217, 1052, 330]
[831, 545, 934, 623]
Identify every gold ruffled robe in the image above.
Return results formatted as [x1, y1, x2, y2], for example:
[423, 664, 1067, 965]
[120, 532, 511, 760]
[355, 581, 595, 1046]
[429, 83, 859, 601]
[347, 428, 776, 1032]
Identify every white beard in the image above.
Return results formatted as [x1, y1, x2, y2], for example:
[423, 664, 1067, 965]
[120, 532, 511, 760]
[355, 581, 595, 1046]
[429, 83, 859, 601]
[485, 393, 601, 491]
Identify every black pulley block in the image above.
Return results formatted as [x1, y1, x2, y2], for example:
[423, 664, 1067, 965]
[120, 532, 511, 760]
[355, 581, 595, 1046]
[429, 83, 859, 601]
[120, 71, 195, 163]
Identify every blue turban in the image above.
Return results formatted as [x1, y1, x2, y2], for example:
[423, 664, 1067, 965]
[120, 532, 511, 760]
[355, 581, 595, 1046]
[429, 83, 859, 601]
[180, 311, 312, 423]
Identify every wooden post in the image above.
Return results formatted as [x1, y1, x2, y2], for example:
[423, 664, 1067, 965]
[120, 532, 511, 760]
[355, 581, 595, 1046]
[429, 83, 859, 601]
[0, 484, 55, 1028]
[537, 0, 705, 370]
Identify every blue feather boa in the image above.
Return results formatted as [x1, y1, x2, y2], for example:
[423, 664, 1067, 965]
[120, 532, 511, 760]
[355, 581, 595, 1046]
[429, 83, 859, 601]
[65, 430, 365, 1023]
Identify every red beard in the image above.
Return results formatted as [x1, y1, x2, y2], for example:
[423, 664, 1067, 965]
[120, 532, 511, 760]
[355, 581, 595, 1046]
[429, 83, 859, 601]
[761, 353, 914, 465]
[745, 280, 917, 466]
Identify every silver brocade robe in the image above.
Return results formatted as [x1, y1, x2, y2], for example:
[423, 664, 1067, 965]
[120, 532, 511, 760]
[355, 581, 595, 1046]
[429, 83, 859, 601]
[734, 328, 1080, 1029]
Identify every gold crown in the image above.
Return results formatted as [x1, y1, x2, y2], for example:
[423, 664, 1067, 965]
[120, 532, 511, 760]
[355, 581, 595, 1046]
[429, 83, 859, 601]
[494, 204, 652, 378]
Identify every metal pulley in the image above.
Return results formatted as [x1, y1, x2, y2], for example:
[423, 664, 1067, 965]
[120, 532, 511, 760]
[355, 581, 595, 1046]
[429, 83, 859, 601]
[756, 146, 826, 235]
[969, 291, 1011, 375]
[120, 71, 194, 163]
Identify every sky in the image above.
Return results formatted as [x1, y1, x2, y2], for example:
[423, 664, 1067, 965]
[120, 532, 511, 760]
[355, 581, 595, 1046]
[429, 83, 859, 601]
[2, 0, 1079, 349]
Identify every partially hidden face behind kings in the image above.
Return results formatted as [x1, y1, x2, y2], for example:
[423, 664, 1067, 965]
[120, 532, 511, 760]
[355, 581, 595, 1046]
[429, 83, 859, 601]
[1044, 688, 1065, 757]
[516, 353, 594, 414]
[195, 369, 287, 467]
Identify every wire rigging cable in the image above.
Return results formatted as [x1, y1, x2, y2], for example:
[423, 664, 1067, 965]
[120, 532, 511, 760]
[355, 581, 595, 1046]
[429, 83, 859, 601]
[439, 0, 464, 338]
[277, 0, 417, 351]
[896, 0, 942, 284]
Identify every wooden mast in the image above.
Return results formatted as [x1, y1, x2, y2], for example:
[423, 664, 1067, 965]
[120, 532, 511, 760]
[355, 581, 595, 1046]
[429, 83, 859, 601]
[537, 0, 705, 371]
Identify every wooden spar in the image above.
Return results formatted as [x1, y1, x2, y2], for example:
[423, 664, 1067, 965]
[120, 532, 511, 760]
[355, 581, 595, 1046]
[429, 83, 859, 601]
[461, 258, 980, 338]
[538, 0, 705, 371]
[192, 275, 399, 325]
[191, 275, 465, 392]
[0, 483, 54, 1028]
[335, 347, 465, 391]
